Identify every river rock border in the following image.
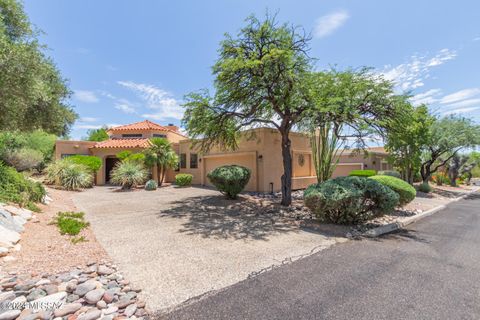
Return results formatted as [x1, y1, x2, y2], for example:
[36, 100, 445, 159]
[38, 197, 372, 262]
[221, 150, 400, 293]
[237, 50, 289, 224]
[0, 263, 148, 320]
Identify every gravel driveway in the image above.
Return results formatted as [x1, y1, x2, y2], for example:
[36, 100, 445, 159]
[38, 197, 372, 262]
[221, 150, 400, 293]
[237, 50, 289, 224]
[73, 186, 346, 312]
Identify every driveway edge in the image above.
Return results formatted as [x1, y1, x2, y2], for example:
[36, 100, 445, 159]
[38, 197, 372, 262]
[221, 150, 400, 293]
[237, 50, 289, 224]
[364, 190, 477, 237]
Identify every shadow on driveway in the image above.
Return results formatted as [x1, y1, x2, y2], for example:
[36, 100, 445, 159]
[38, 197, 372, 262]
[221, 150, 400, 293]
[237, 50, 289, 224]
[157, 195, 299, 241]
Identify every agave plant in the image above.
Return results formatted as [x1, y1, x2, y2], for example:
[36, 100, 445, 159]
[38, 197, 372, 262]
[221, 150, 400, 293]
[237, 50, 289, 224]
[110, 162, 148, 190]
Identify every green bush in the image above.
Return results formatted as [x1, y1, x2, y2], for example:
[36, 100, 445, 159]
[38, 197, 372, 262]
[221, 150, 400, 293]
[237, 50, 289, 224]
[110, 161, 148, 190]
[377, 170, 401, 179]
[0, 162, 46, 206]
[417, 182, 432, 193]
[175, 174, 193, 187]
[369, 175, 416, 206]
[66, 155, 102, 173]
[145, 179, 158, 191]
[52, 211, 89, 236]
[207, 165, 251, 199]
[304, 176, 399, 224]
[348, 169, 377, 177]
[3, 148, 44, 171]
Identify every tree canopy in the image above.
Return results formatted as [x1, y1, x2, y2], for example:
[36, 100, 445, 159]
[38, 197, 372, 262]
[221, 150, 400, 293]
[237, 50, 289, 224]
[85, 127, 109, 142]
[0, 0, 77, 135]
[420, 115, 480, 183]
[183, 14, 312, 205]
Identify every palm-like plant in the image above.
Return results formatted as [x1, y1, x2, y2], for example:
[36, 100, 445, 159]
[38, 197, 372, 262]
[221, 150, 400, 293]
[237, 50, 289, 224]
[144, 138, 179, 186]
[110, 162, 148, 190]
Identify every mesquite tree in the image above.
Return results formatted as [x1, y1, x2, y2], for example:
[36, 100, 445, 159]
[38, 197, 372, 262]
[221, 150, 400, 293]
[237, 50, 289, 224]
[420, 116, 480, 184]
[183, 14, 312, 206]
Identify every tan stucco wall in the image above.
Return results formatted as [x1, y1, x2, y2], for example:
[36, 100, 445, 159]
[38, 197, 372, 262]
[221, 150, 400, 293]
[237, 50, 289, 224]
[108, 129, 185, 143]
[55, 141, 97, 159]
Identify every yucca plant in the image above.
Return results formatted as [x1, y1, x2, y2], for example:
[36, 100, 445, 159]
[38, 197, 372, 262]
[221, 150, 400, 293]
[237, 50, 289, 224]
[110, 161, 148, 190]
[45, 160, 93, 190]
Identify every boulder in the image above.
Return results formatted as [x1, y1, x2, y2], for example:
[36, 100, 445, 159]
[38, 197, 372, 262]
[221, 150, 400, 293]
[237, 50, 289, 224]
[4, 205, 32, 220]
[0, 225, 20, 248]
[0, 208, 24, 232]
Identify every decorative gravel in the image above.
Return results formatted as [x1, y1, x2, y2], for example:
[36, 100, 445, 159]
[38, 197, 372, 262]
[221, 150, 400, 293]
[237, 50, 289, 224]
[0, 263, 148, 320]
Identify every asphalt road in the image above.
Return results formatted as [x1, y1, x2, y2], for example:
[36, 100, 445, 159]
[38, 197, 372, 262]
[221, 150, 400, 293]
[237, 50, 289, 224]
[160, 193, 480, 320]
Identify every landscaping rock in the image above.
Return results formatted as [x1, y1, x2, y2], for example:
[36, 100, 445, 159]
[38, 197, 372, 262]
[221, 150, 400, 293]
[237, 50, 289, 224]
[0, 225, 20, 248]
[74, 281, 97, 296]
[54, 303, 82, 317]
[77, 309, 101, 320]
[0, 310, 21, 320]
[84, 288, 105, 304]
[0, 263, 148, 320]
[97, 265, 114, 276]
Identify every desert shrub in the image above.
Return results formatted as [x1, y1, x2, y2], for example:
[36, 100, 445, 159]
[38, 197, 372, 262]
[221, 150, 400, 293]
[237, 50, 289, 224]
[175, 174, 193, 187]
[348, 169, 377, 177]
[417, 182, 432, 193]
[377, 170, 401, 179]
[304, 176, 399, 224]
[110, 162, 148, 190]
[52, 211, 89, 236]
[45, 160, 93, 190]
[3, 148, 44, 171]
[145, 179, 158, 191]
[207, 165, 251, 199]
[432, 173, 450, 186]
[369, 175, 416, 206]
[66, 155, 102, 173]
[0, 162, 46, 206]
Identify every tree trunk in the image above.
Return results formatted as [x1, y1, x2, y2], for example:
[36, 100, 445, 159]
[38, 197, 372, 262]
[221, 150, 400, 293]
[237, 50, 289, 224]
[280, 129, 292, 206]
[156, 164, 162, 186]
[420, 163, 431, 184]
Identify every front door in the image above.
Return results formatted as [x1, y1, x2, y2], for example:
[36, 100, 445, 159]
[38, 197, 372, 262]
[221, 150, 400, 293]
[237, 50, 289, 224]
[105, 157, 120, 183]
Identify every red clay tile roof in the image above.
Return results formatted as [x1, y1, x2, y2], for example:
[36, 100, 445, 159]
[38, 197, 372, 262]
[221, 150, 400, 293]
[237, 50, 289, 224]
[108, 120, 169, 132]
[91, 138, 153, 149]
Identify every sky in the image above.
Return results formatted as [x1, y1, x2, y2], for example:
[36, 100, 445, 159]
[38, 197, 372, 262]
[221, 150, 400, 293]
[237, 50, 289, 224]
[23, 0, 480, 140]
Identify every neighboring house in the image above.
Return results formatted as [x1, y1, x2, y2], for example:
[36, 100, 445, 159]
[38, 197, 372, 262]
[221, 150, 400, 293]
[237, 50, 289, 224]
[55, 120, 392, 191]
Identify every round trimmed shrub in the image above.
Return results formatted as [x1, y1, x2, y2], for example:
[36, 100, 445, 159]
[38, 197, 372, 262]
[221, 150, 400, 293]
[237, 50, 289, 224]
[207, 165, 251, 199]
[175, 173, 193, 187]
[348, 169, 377, 177]
[417, 182, 432, 193]
[66, 155, 102, 173]
[304, 176, 399, 224]
[145, 179, 158, 191]
[377, 170, 401, 179]
[369, 175, 416, 206]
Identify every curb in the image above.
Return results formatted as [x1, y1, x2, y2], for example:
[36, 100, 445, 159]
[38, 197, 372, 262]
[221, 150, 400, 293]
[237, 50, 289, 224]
[364, 191, 474, 238]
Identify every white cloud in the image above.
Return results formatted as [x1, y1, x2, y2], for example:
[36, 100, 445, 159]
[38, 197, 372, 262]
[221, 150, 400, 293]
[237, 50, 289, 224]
[100, 91, 138, 114]
[313, 10, 349, 38]
[410, 89, 442, 106]
[115, 103, 136, 114]
[74, 90, 99, 103]
[439, 88, 480, 104]
[473, 37, 480, 42]
[444, 98, 480, 109]
[117, 81, 183, 120]
[443, 106, 480, 116]
[80, 117, 98, 122]
[75, 124, 102, 130]
[381, 48, 457, 91]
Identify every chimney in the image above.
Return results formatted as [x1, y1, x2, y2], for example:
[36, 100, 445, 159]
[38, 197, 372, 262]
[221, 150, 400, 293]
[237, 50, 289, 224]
[165, 124, 179, 132]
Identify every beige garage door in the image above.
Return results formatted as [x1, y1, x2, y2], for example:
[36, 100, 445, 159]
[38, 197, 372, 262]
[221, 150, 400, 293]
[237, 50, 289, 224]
[332, 164, 362, 178]
[204, 155, 256, 191]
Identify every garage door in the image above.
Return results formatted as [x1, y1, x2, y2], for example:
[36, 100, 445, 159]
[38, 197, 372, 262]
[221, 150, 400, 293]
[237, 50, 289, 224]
[204, 154, 256, 191]
[332, 164, 362, 178]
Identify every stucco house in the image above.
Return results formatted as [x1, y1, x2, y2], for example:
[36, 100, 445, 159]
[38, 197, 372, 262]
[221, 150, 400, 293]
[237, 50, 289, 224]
[55, 120, 392, 192]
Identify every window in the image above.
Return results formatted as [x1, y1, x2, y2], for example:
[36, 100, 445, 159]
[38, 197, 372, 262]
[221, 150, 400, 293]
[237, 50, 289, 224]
[122, 133, 143, 138]
[153, 134, 167, 138]
[180, 153, 187, 169]
[190, 153, 198, 169]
